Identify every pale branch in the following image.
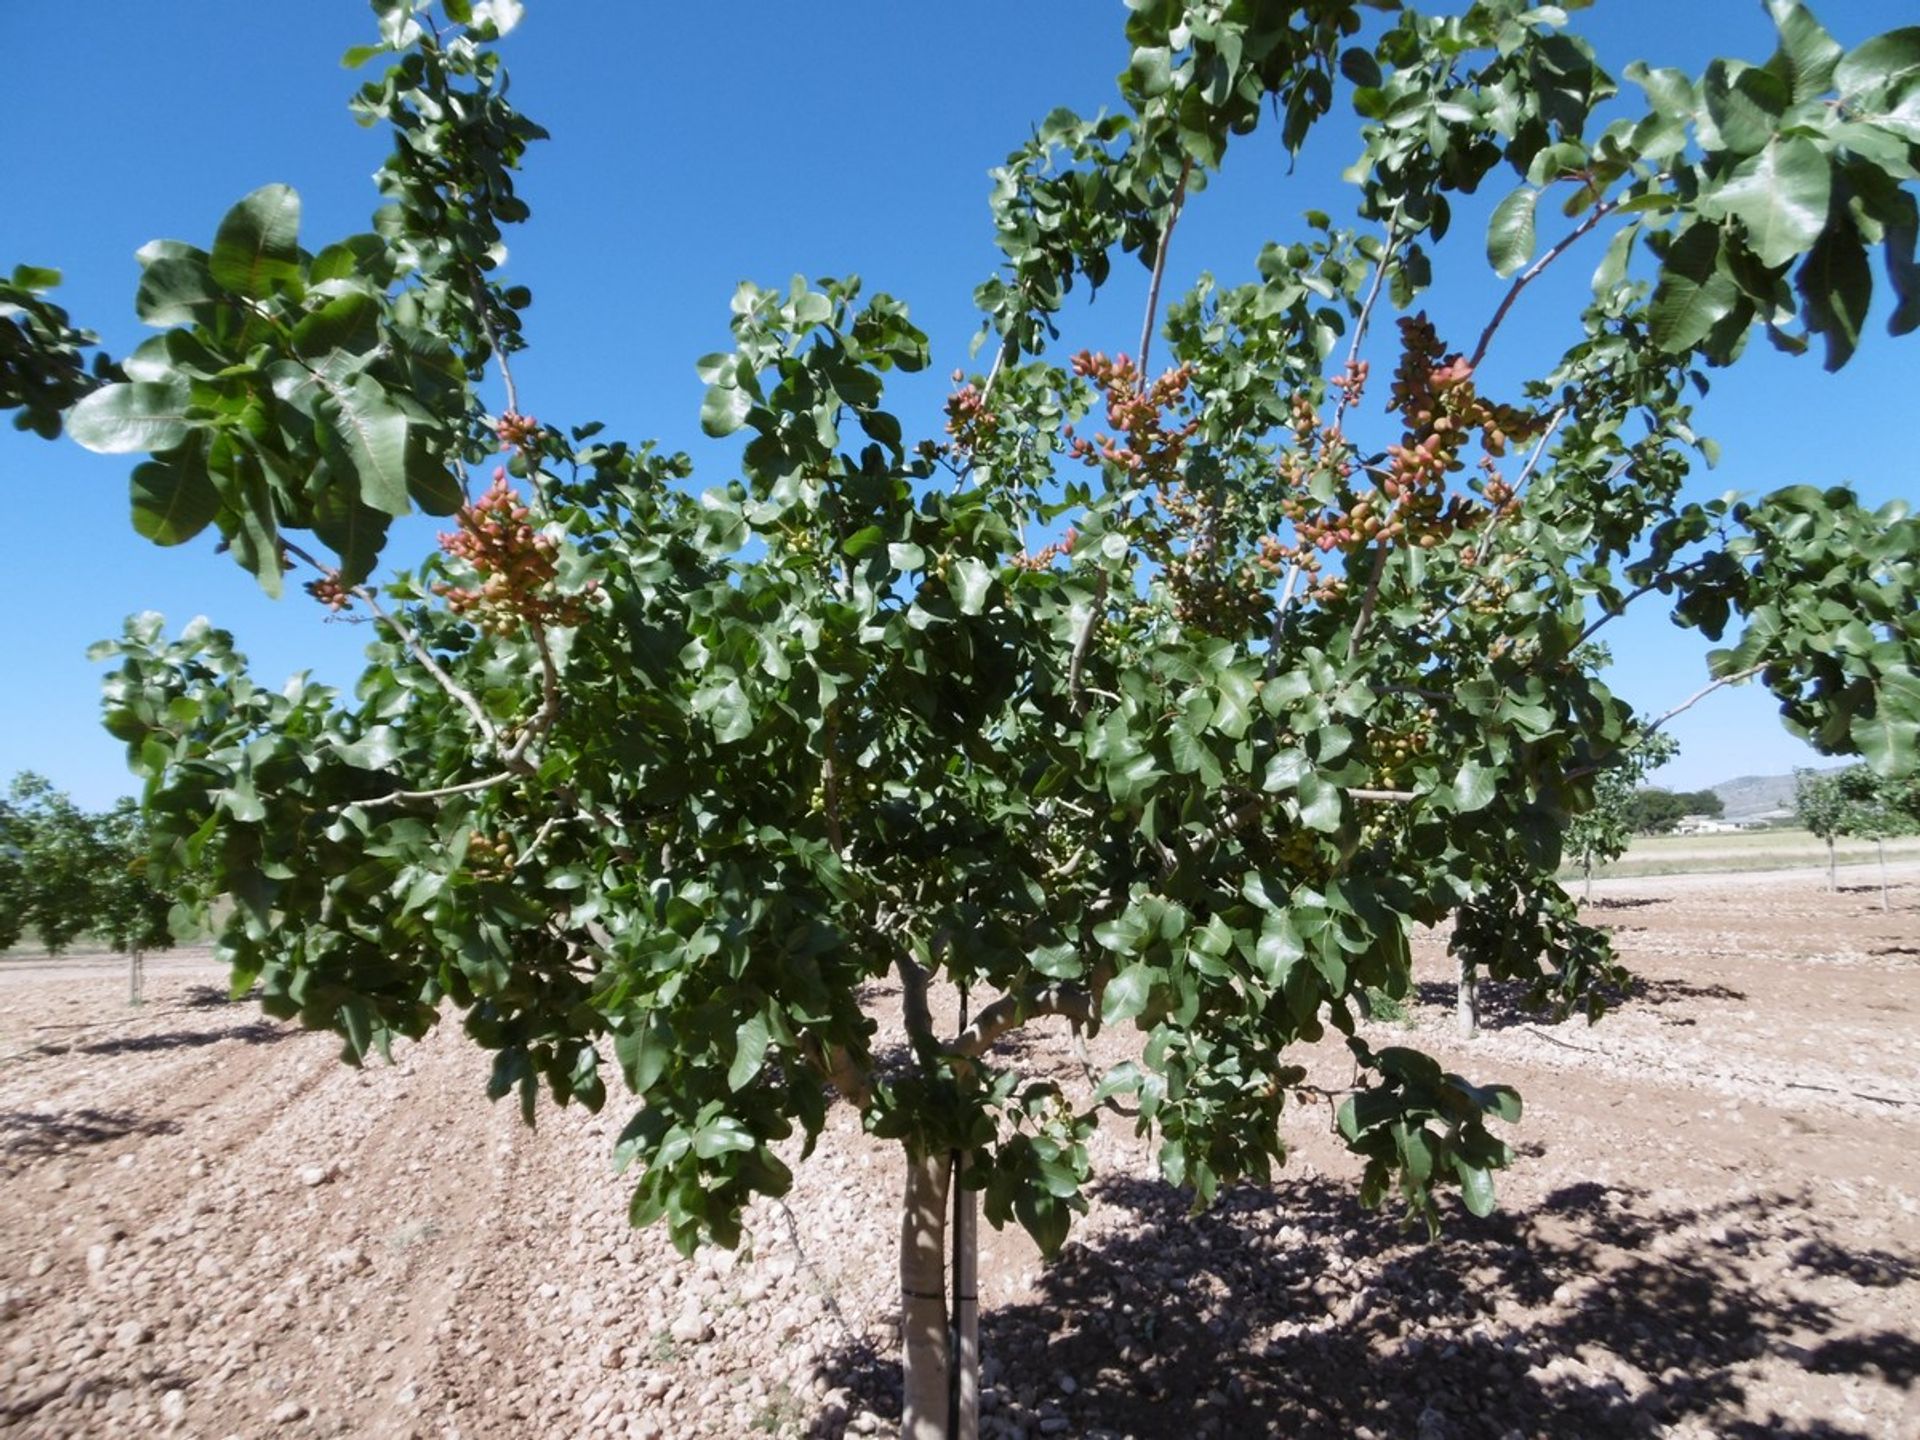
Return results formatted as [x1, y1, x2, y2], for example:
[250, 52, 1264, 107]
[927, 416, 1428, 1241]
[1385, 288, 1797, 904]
[1067, 578, 1108, 718]
[503, 620, 564, 766]
[1638, 663, 1768, 741]
[1347, 787, 1420, 802]
[1468, 200, 1622, 372]
[947, 982, 1095, 1062]
[1331, 201, 1404, 434]
[1261, 562, 1304, 681]
[800, 1033, 874, 1111]
[353, 585, 503, 749]
[820, 706, 845, 855]
[895, 952, 937, 1060]
[1344, 543, 1389, 662]
[350, 772, 518, 809]
[471, 274, 521, 419]
[1137, 155, 1195, 374]
[511, 809, 567, 870]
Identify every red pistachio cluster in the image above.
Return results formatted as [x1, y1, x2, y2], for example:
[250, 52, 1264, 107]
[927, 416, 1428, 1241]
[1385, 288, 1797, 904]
[944, 374, 999, 456]
[304, 574, 358, 612]
[1012, 526, 1079, 572]
[494, 410, 541, 454]
[1272, 315, 1539, 599]
[1062, 350, 1198, 484]
[433, 469, 595, 636]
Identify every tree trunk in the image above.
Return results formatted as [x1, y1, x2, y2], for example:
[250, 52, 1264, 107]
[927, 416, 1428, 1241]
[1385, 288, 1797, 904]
[951, 1157, 979, 1440]
[900, 1151, 953, 1440]
[1457, 956, 1479, 1038]
[128, 947, 144, 1007]
[1879, 838, 1889, 912]
[1583, 857, 1593, 904]
[1827, 836, 1836, 893]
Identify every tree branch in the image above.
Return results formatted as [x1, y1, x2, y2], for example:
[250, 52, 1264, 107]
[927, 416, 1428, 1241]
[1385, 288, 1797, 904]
[352, 586, 502, 749]
[1331, 201, 1403, 434]
[1469, 201, 1621, 372]
[947, 982, 1095, 1062]
[1137, 155, 1195, 374]
[1638, 663, 1767, 741]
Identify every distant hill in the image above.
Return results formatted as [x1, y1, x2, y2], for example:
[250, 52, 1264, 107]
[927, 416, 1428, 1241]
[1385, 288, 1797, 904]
[1708, 767, 1842, 822]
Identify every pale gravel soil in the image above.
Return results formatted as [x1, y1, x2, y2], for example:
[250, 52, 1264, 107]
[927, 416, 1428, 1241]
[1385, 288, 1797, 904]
[0, 863, 1915, 1439]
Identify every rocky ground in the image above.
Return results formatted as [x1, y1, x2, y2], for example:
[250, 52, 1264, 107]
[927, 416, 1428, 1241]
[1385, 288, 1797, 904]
[1, 862, 1915, 1439]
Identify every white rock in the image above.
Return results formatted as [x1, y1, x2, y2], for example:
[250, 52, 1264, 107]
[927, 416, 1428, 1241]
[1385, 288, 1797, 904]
[269, 1400, 307, 1424]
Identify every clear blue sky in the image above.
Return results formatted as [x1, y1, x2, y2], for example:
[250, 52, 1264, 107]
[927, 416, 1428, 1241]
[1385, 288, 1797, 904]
[2, 1, 1913, 808]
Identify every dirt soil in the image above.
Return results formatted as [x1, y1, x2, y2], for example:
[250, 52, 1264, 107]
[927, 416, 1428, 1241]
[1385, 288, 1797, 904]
[1, 863, 1915, 1440]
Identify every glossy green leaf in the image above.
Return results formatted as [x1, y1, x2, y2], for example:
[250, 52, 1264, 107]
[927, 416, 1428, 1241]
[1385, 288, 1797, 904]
[1710, 137, 1831, 269]
[68, 381, 194, 455]
[1649, 225, 1739, 352]
[1100, 962, 1155, 1026]
[129, 454, 218, 546]
[1797, 219, 1873, 370]
[209, 184, 303, 299]
[1451, 762, 1498, 813]
[317, 374, 412, 516]
[1486, 186, 1539, 278]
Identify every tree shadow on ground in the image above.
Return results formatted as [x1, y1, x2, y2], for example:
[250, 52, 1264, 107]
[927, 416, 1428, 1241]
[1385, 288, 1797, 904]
[808, 1176, 1917, 1439]
[1580, 896, 1669, 911]
[0, 1106, 181, 1171]
[1411, 974, 1748, 1033]
[74, 1020, 285, 1056]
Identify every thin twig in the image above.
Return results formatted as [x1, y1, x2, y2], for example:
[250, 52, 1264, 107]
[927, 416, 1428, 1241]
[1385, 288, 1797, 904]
[352, 586, 501, 748]
[1137, 156, 1195, 374]
[1262, 562, 1304, 681]
[351, 772, 517, 808]
[1331, 200, 1404, 435]
[1638, 664, 1767, 740]
[1345, 543, 1390, 662]
[471, 274, 520, 418]
[1067, 579, 1107, 718]
[1469, 200, 1621, 372]
[1575, 555, 1712, 645]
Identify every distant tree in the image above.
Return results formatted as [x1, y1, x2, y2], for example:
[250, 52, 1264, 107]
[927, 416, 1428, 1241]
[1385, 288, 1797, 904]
[1567, 733, 1680, 901]
[0, 774, 178, 1002]
[1682, 790, 1724, 819]
[1626, 788, 1691, 835]
[1794, 768, 1847, 891]
[1836, 766, 1920, 911]
[0, 773, 98, 955]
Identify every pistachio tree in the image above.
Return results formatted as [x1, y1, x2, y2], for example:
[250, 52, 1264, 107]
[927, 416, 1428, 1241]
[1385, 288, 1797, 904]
[15, 2, 1920, 1433]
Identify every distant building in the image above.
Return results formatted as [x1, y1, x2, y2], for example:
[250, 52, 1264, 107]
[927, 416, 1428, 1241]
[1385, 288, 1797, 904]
[1673, 816, 1745, 835]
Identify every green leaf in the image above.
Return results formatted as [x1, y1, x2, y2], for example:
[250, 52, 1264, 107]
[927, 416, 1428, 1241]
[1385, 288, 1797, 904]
[1765, 1, 1842, 101]
[700, 382, 752, 438]
[68, 381, 194, 455]
[1487, 186, 1539, 278]
[1649, 225, 1739, 353]
[134, 242, 221, 327]
[1454, 1158, 1497, 1217]
[209, 184, 302, 299]
[1451, 761, 1498, 813]
[1100, 962, 1155, 1026]
[1710, 137, 1831, 269]
[318, 374, 412, 516]
[728, 1013, 770, 1092]
[1835, 28, 1920, 104]
[948, 556, 994, 615]
[1797, 219, 1872, 371]
[336, 726, 402, 770]
[293, 291, 381, 358]
[1297, 773, 1343, 832]
[129, 453, 218, 546]
[312, 489, 392, 588]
